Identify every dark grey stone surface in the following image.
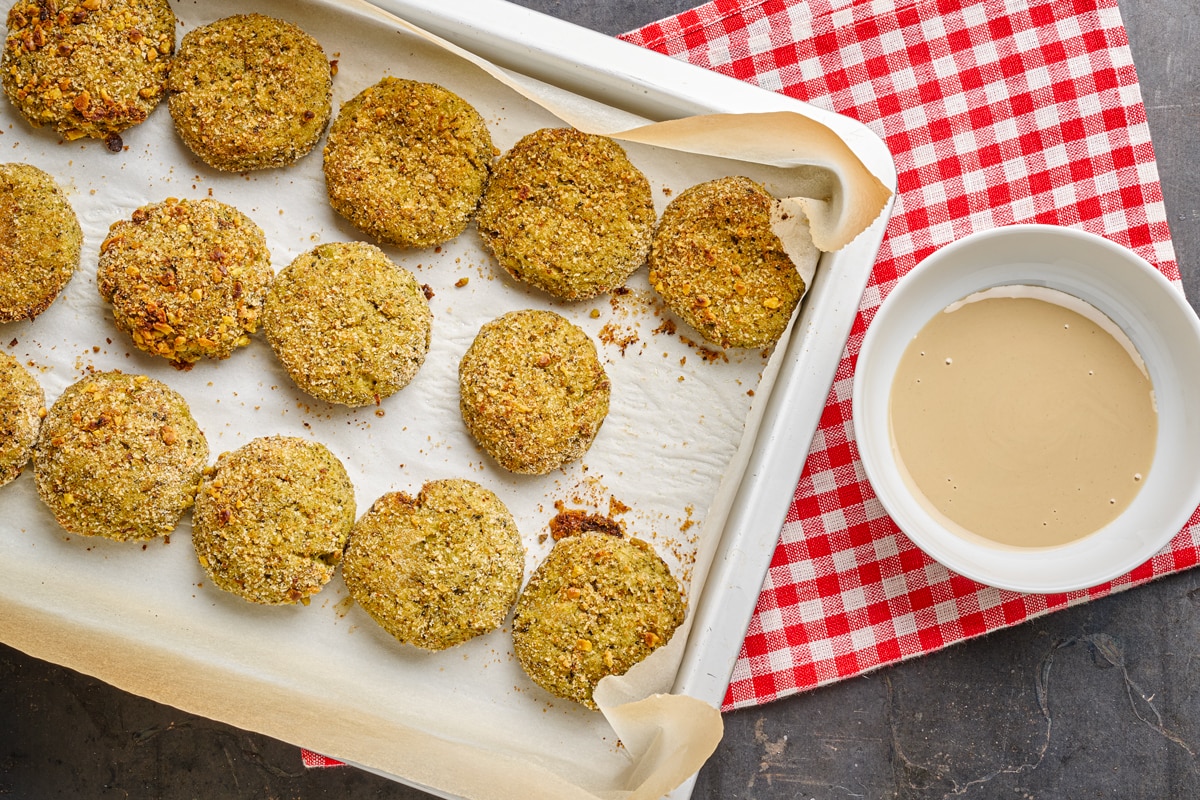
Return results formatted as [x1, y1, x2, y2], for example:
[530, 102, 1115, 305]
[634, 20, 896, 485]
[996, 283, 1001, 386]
[3, 0, 1198, 798]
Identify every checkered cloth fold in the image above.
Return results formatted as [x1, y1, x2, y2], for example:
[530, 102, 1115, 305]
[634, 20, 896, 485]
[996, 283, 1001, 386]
[620, 0, 1192, 711]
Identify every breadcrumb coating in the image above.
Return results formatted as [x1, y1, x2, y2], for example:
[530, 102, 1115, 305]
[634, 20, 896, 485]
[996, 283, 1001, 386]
[649, 176, 807, 349]
[192, 435, 356, 606]
[34, 371, 208, 541]
[343, 479, 524, 651]
[512, 530, 685, 710]
[459, 309, 609, 475]
[323, 77, 494, 248]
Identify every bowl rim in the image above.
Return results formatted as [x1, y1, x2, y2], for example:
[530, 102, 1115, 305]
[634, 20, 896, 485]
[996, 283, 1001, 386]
[853, 223, 1200, 593]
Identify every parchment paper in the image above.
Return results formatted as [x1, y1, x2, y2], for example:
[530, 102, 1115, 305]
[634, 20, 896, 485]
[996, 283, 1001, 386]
[0, 1, 890, 797]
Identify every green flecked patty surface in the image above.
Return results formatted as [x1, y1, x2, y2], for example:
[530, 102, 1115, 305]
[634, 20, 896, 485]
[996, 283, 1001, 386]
[2, 0, 175, 142]
[512, 530, 686, 710]
[0, 162, 82, 322]
[34, 371, 208, 541]
[169, 13, 332, 171]
[477, 127, 656, 300]
[263, 241, 432, 407]
[343, 479, 524, 651]
[0, 351, 44, 488]
[459, 309, 610, 475]
[649, 176, 808, 349]
[323, 77, 494, 248]
[97, 197, 273, 369]
[192, 435, 355, 606]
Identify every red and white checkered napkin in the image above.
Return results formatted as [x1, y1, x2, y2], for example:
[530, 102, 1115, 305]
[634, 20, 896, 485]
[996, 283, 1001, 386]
[301, 749, 343, 768]
[621, 0, 1196, 711]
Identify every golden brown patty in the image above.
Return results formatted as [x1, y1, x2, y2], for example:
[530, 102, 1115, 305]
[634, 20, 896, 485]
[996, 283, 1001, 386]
[0, 351, 44, 487]
[511, 530, 686, 710]
[0, 162, 82, 322]
[34, 371, 208, 541]
[97, 197, 273, 369]
[1, 0, 175, 145]
[648, 176, 807, 349]
[263, 241, 432, 407]
[323, 77, 494, 248]
[476, 127, 656, 300]
[192, 435, 356, 606]
[342, 479, 524, 651]
[459, 309, 610, 475]
[168, 13, 332, 172]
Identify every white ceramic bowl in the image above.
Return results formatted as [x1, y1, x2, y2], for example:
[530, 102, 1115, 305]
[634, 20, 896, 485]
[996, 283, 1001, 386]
[853, 224, 1200, 593]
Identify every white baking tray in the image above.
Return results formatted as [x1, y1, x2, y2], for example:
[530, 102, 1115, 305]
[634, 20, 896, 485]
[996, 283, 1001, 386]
[0, 0, 895, 797]
[381, 5, 896, 797]
[384, 0, 897, 687]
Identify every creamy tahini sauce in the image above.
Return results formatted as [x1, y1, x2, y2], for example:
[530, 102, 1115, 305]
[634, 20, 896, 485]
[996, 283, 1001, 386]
[888, 286, 1157, 548]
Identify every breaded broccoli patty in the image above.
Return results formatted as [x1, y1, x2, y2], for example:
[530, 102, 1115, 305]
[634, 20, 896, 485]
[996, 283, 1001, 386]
[459, 309, 609, 475]
[34, 371, 208, 541]
[477, 127, 655, 300]
[343, 479, 524, 650]
[323, 77, 494, 248]
[263, 241, 431, 407]
[512, 530, 685, 709]
[98, 197, 273, 369]
[169, 13, 332, 171]
[649, 176, 809, 349]
[2, 0, 175, 145]
[0, 351, 44, 487]
[192, 435, 356, 606]
[0, 162, 82, 322]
